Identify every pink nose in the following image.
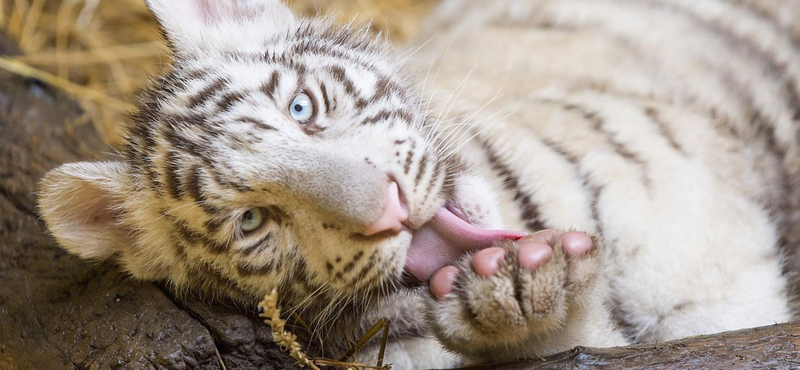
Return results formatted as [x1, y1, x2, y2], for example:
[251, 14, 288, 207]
[362, 181, 409, 236]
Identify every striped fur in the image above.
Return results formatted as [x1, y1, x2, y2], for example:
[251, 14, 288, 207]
[407, 0, 799, 362]
[37, 0, 800, 368]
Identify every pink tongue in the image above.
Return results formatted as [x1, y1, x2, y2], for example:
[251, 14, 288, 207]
[405, 207, 527, 282]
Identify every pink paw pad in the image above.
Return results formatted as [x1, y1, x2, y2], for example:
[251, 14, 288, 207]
[470, 247, 506, 277]
[430, 265, 459, 300]
[561, 231, 594, 256]
[518, 242, 553, 269]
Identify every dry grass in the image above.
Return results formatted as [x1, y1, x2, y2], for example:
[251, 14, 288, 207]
[0, 0, 436, 146]
[259, 289, 392, 369]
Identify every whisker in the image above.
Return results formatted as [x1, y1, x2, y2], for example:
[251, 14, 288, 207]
[443, 111, 516, 161]
[429, 64, 479, 140]
[397, 35, 436, 66]
[439, 108, 507, 156]
[436, 107, 506, 156]
[433, 85, 505, 155]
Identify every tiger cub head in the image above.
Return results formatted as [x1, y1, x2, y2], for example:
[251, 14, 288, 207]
[37, 0, 507, 321]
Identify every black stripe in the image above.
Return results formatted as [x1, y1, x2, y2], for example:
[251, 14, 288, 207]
[373, 77, 391, 99]
[478, 139, 548, 232]
[173, 239, 189, 261]
[216, 91, 247, 112]
[351, 250, 378, 285]
[265, 205, 290, 226]
[421, 159, 444, 207]
[204, 217, 226, 235]
[608, 286, 638, 341]
[414, 153, 429, 189]
[160, 122, 254, 193]
[184, 165, 204, 202]
[237, 262, 275, 277]
[403, 141, 416, 174]
[261, 71, 280, 100]
[165, 112, 208, 126]
[181, 68, 209, 81]
[727, 0, 800, 49]
[160, 120, 215, 167]
[129, 124, 165, 198]
[717, 69, 786, 159]
[644, 107, 687, 155]
[183, 165, 223, 215]
[788, 78, 800, 122]
[286, 37, 384, 72]
[236, 116, 276, 131]
[188, 77, 228, 108]
[341, 251, 365, 275]
[360, 109, 412, 126]
[170, 218, 228, 255]
[164, 150, 183, 200]
[327, 65, 358, 96]
[539, 137, 603, 232]
[320, 82, 331, 114]
[361, 110, 394, 125]
[551, 100, 652, 189]
[240, 232, 272, 256]
[362, 75, 404, 108]
[327, 65, 369, 108]
[291, 257, 311, 288]
[209, 168, 254, 193]
[647, 0, 799, 151]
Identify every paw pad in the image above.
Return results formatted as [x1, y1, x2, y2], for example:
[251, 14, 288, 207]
[471, 247, 506, 277]
[518, 242, 552, 269]
[560, 231, 594, 256]
[430, 266, 459, 300]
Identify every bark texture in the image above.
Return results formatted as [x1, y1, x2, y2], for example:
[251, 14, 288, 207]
[0, 32, 798, 370]
[473, 322, 800, 370]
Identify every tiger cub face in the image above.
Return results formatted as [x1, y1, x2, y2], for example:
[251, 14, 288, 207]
[37, 0, 502, 316]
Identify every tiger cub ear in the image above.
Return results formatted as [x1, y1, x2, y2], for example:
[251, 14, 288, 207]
[144, 0, 297, 55]
[38, 161, 132, 260]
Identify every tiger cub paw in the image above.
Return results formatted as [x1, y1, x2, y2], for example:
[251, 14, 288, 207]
[425, 231, 603, 358]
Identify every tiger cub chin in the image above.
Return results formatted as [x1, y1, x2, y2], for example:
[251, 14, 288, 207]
[37, 0, 798, 368]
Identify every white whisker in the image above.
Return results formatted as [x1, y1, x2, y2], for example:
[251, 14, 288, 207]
[443, 111, 516, 161]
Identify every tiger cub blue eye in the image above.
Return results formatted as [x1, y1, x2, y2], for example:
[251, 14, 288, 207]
[240, 208, 266, 233]
[289, 92, 314, 123]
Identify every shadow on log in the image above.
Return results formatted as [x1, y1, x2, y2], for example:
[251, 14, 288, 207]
[0, 32, 798, 370]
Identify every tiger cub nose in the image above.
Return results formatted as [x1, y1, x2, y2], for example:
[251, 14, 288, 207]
[362, 181, 409, 236]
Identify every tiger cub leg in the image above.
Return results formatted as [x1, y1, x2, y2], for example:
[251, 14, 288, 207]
[611, 241, 794, 343]
[425, 231, 627, 362]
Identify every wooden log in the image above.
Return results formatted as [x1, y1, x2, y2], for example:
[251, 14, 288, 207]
[471, 322, 800, 370]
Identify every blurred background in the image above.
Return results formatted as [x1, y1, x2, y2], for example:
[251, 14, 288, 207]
[0, 0, 437, 146]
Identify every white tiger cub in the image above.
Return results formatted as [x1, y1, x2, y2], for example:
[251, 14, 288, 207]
[37, 0, 799, 368]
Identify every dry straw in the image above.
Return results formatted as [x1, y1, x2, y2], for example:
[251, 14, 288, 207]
[0, 0, 435, 146]
[258, 289, 392, 370]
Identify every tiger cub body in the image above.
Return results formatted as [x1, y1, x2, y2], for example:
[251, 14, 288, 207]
[38, 0, 799, 368]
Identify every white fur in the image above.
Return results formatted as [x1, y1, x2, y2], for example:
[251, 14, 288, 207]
[37, 0, 798, 368]
[145, 0, 296, 56]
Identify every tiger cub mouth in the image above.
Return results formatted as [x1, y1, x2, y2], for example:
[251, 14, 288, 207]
[403, 204, 527, 284]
